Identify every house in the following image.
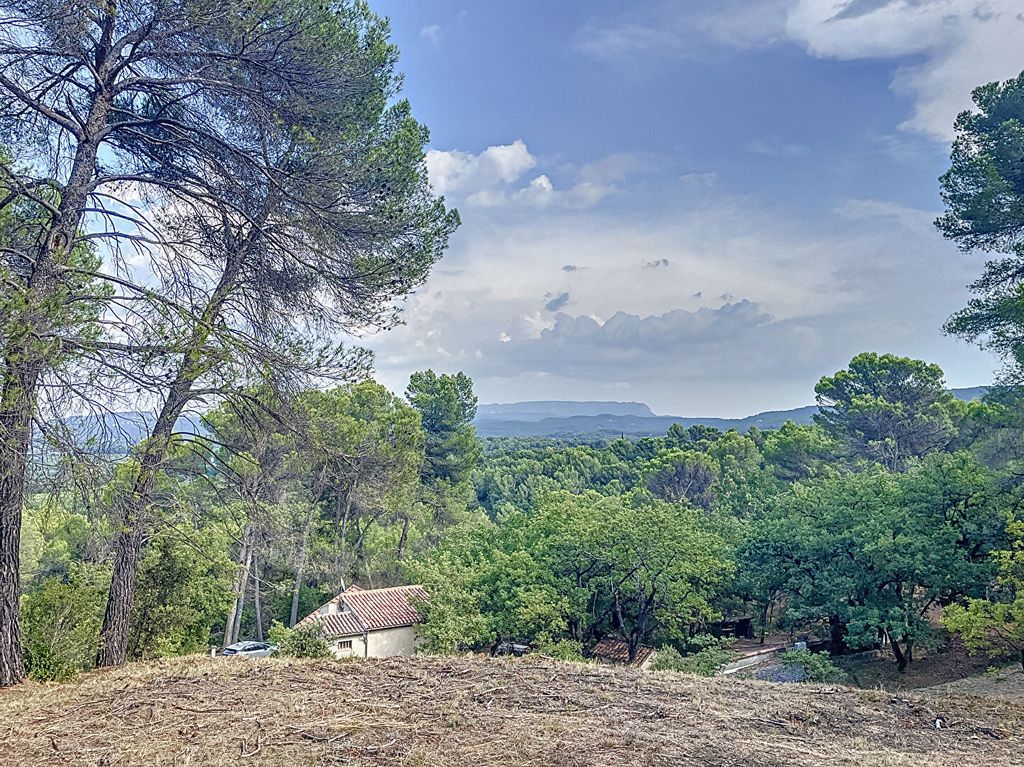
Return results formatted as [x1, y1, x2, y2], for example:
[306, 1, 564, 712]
[590, 638, 658, 670]
[297, 584, 428, 659]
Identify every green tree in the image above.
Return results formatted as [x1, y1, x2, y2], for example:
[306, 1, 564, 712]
[408, 547, 491, 654]
[406, 370, 481, 486]
[93, 1, 457, 670]
[641, 450, 717, 511]
[779, 649, 848, 683]
[1, 153, 110, 684]
[743, 454, 1001, 671]
[944, 512, 1024, 670]
[268, 621, 331, 659]
[761, 421, 840, 481]
[936, 71, 1024, 374]
[814, 352, 958, 471]
[129, 526, 235, 659]
[416, 491, 730, 662]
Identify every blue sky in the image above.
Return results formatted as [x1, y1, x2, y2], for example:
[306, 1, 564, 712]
[365, 0, 1023, 417]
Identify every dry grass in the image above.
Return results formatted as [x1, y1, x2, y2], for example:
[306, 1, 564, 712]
[921, 666, 1024, 703]
[1, 654, 1022, 766]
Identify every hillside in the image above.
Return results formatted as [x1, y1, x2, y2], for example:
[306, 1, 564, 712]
[46, 389, 988, 450]
[474, 388, 986, 438]
[1, 656, 1021, 766]
[477, 400, 656, 421]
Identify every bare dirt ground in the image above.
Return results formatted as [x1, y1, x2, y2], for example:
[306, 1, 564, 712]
[1, 655, 1022, 767]
[920, 665, 1024, 703]
[836, 637, 994, 691]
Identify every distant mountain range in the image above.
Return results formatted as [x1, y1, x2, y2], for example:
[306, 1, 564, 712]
[39, 411, 207, 456]
[42, 387, 991, 452]
[473, 387, 989, 439]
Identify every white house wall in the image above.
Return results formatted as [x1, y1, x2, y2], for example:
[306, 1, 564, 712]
[328, 626, 418, 660]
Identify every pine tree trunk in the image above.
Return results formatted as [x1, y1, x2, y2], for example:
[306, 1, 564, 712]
[96, 383, 187, 668]
[0, 365, 36, 687]
[96, 253, 244, 667]
[828, 615, 848, 655]
[95, 523, 145, 667]
[333, 485, 353, 590]
[231, 559, 250, 645]
[253, 552, 263, 642]
[0, 75, 113, 686]
[396, 515, 411, 560]
[289, 508, 316, 627]
[224, 531, 253, 647]
[890, 632, 909, 673]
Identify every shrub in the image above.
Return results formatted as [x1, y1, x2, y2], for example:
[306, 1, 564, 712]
[536, 638, 584, 661]
[651, 642, 736, 676]
[779, 649, 848, 683]
[268, 621, 332, 659]
[21, 566, 107, 682]
[650, 645, 688, 671]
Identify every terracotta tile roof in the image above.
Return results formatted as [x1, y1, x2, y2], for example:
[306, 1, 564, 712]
[298, 585, 428, 638]
[316, 611, 365, 638]
[591, 638, 657, 667]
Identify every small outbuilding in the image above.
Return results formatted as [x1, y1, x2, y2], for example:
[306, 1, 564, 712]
[297, 584, 428, 659]
[590, 638, 658, 670]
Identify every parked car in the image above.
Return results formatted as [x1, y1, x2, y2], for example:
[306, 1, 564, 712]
[222, 641, 277, 657]
[492, 640, 530, 657]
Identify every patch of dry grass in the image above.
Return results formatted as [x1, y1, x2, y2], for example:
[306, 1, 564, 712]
[0, 654, 1021, 766]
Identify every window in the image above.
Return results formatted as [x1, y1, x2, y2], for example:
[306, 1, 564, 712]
[337, 640, 353, 650]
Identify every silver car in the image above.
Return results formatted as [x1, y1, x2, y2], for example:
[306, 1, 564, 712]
[222, 641, 277, 657]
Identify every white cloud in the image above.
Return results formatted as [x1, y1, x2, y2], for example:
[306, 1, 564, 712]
[679, 172, 719, 187]
[420, 24, 442, 45]
[426, 141, 638, 209]
[779, 0, 1024, 139]
[513, 174, 556, 205]
[425, 140, 537, 196]
[574, 20, 682, 60]
[746, 139, 811, 158]
[363, 186, 994, 415]
[577, 1, 1024, 141]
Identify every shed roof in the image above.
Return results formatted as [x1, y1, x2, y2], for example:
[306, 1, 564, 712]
[591, 638, 657, 668]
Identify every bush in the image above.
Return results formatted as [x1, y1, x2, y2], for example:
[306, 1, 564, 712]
[268, 621, 332, 659]
[536, 638, 584, 661]
[779, 649, 848, 683]
[651, 642, 736, 676]
[21, 566, 107, 682]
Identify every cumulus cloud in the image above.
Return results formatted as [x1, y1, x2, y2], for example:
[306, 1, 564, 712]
[425, 140, 537, 197]
[425, 141, 640, 209]
[363, 182, 993, 415]
[432, 302, 838, 390]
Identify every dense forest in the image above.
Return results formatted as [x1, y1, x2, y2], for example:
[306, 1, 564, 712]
[13, 352, 1024, 680]
[3, 1, 1024, 688]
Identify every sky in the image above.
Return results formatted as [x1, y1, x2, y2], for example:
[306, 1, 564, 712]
[361, 0, 1024, 418]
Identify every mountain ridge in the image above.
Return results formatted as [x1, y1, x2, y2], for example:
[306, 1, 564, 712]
[45, 387, 991, 449]
[474, 387, 988, 438]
